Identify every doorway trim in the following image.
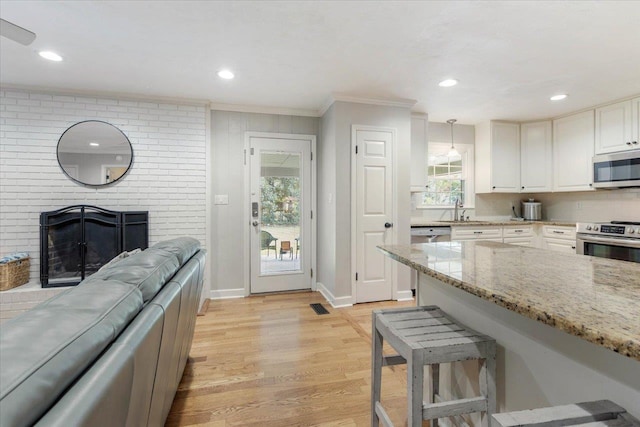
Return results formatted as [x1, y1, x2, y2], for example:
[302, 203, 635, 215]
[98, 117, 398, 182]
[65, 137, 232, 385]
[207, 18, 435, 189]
[243, 132, 317, 297]
[350, 125, 399, 304]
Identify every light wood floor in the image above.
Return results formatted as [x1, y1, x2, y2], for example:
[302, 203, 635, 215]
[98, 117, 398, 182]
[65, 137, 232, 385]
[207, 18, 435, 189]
[166, 291, 421, 426]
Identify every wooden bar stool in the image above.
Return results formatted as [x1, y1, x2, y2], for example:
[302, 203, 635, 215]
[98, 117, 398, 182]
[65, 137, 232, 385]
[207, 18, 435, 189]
[492, 400, 640, 427]
[372, 306, 496, 427]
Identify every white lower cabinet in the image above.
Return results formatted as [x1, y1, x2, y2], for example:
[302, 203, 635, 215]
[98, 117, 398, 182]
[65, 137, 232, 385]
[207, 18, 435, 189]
[451, 224, 577, 253]
[451, 226, 503, 241]
[541, 225, 577, 253]
[503, 225, 536, 247]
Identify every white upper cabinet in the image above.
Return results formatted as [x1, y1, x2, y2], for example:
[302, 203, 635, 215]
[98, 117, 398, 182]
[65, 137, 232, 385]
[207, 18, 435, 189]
[475, 121, 520, 193]
[633, 97, 640, 148]
[520, 121, 553, 192]
[595, 100, 637, 154]
[410, 114, 428, 191]
[553, 110, 595, 192]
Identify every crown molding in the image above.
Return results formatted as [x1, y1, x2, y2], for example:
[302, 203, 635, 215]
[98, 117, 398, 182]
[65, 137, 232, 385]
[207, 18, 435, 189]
[0, 83, 210, 106]
[208, 102, 319, 117]
[319, 93, 417, 116]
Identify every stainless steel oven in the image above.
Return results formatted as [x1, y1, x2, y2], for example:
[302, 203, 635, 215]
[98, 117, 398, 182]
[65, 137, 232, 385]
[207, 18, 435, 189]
[576, 222, 640, 263]
[592, 150, 640, 189]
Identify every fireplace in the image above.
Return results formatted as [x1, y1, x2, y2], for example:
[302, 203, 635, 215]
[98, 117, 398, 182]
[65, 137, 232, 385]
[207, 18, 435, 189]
[40, 205, 148, 287]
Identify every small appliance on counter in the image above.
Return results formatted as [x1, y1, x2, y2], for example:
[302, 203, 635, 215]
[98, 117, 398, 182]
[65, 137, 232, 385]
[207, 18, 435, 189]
[521, 199, 542, 221]
[576, 221, 640, 263]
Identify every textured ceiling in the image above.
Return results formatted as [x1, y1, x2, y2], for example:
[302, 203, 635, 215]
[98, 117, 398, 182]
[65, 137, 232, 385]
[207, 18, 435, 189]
[1, 1, 640, 124]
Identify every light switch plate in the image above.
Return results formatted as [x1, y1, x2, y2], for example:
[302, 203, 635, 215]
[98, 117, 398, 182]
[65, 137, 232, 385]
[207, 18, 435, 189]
[214, 195, 229, 205]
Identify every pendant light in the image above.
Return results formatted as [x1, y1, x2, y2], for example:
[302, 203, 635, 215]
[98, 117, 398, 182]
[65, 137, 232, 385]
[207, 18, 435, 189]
[447, 119, 459, 157]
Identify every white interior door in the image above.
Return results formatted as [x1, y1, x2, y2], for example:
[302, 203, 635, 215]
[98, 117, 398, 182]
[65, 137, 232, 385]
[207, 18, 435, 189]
[353, 127, 394, 303]
[249, 136, 311, 293]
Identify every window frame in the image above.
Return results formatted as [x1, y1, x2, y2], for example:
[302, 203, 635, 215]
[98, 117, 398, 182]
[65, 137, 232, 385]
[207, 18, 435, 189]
[416, 142, 475, 209]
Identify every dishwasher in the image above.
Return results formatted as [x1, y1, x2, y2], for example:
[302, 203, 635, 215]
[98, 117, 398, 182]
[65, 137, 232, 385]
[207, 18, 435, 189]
[410, 226, 451, 244]
[410, 226, 451, 294]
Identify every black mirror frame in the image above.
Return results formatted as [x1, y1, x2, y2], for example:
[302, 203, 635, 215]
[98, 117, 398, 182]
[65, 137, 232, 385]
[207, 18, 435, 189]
[56, 120, 133, 187]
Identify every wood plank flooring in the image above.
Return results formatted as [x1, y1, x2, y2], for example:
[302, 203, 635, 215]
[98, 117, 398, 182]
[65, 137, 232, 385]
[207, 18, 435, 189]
[166, 291, 421, 426]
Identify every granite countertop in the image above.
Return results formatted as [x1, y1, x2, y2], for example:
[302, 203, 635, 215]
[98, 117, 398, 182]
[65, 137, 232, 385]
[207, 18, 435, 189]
[378, 241, 640, 361]
[410, 218, 577, 227]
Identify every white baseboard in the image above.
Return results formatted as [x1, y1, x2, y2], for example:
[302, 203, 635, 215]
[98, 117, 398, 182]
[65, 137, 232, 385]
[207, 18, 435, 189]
[316, 282, 353, 308]
[210, 288, 245, 300]
[395, 290, 415, 302]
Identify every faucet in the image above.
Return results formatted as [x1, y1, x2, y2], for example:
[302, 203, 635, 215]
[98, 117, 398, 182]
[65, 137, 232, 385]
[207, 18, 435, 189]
[454, 198, 464, 221]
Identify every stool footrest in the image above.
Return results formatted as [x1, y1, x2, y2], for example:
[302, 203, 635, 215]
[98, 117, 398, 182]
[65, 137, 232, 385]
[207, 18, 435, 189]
[375, 401, 394, 427]
[382, 354, 406, 366]
[423, 396, 488, 420]
[491, 400, 639, 427]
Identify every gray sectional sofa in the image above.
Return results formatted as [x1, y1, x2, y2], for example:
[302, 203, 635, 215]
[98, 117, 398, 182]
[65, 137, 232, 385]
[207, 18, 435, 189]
[0, 237, 206, 427]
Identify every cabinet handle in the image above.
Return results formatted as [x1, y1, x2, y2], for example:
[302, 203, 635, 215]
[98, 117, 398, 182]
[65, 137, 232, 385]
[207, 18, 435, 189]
[515, 229, 523, 233]
[521, 186, 524, 189]
[627, 141, 633, 145]
[473, 231, 483, 234]
[552, 230, 565, 234]
[492, 186, 496, 190]
[633, 141, 638, 145]
[571, 246, 576, 250]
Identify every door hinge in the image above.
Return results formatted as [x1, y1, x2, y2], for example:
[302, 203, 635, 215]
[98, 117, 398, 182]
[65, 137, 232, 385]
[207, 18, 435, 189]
[311, 152, 313, 161]
[250, 147, 254, 155]
[244, 149, 247, 165]
[310, 210, 313, 219]
[310, 268, 313, 278]
[355, 145, 358, 154]
[355, 272, 358, 281]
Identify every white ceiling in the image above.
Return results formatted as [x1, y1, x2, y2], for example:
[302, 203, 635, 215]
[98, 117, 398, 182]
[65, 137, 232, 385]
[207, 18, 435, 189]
[1, 1, 640, 124]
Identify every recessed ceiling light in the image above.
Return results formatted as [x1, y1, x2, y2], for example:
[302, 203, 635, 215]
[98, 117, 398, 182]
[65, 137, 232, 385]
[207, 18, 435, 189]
[89, 142, 100, 147]
[217, 69, 234, 80]
[38, 51, 63, 62]
[438, 79, 458, 87]
[550, 94, 568, 101]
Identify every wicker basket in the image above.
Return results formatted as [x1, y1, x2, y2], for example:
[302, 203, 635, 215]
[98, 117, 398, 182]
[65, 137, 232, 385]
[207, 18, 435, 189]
[0, 257, 30, 291]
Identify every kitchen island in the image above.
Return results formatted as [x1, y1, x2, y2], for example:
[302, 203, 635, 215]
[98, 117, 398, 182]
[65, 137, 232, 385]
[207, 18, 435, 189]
[378, 241, 640, 419]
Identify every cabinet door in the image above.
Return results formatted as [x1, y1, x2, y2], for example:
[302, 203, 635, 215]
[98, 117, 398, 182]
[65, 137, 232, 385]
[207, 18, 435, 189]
[491, 122, 520, 192]
[542, 237, 576, 253]
[520, 121, 552, 192]
[410, 115, 428, 190]
[504, 237, 536, 247]
[633, 97, 640, 148]
[452, 226, 503, 241]
[595, 100, 633, 154]
[553, 111, 595, 192]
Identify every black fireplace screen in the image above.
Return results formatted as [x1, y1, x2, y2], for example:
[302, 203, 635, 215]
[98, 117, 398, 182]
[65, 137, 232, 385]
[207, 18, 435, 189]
[40, 205, 148, 287]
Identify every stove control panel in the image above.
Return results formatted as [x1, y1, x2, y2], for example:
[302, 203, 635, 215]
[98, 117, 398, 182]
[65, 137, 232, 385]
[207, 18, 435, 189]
[577, 222, 640, 238]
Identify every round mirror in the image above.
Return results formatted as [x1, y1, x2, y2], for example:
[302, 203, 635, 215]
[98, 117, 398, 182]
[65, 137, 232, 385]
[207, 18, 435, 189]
[57, 120, 133, 186]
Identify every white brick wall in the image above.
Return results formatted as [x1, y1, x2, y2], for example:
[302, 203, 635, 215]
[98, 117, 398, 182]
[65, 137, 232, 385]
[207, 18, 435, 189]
[0, 89, 207, 285]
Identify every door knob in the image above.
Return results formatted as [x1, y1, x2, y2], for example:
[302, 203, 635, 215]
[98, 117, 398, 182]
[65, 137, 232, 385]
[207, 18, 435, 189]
[384, 222, 393, 228]
[252, 221, 259, 226]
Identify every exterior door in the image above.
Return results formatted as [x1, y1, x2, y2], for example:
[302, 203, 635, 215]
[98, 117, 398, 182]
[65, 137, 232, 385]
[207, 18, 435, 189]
[249, 136, 311, 293]
[353, 126, 395, 303]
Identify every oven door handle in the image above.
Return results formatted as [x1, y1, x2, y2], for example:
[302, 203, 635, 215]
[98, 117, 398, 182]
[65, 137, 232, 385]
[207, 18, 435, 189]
[577, 234, 640, 248]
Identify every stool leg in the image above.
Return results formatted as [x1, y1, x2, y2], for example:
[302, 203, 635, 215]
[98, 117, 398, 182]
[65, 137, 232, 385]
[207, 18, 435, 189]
[431, 364, 439, 427]
[479, 343, 497, 427]
[407, 350, 424, 427]
[372, 314, 383, 426]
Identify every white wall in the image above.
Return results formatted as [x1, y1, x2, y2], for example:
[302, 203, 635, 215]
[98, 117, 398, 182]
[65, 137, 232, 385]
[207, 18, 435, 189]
[319, 101, 412, 304]
[0, 89, 208, 286]
[209, 110, 318, 298]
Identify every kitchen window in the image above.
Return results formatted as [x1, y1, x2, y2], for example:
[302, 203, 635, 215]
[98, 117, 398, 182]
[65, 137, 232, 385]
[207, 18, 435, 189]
[418, 142, 474, 208]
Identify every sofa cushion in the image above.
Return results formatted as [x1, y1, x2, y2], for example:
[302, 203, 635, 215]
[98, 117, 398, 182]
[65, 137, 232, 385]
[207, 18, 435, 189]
[151, 237, 200, 265]
[0, 280, 143, 427]
[92, 237, 200, 303]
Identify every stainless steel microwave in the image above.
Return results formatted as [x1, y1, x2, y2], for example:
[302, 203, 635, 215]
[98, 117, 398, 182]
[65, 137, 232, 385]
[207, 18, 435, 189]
[592, 150, 640, 189]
